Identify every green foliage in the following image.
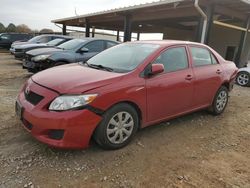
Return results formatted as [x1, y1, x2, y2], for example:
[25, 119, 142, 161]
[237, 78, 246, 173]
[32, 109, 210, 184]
[0, 23, 5, 33]
[5, 23, 16, 32]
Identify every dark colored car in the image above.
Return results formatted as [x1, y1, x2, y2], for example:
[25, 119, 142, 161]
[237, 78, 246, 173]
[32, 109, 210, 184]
[13, 37, 73, 60]
[23, 38, 119, 73]
[16, 40, 238, 150]
[10, 34, 68, 54]
[0, 33, 32, 49]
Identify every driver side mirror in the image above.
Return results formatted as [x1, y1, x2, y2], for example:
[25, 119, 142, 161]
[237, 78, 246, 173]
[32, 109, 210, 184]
[79, 47, 89, 53]
[144, 64, 164, 77]
[151, 64, 164, 75]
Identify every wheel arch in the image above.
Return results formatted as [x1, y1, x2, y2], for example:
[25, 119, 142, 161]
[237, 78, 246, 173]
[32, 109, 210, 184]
[221, 82, 230, 90]
[106, 100, 143, 129]
[55, 59, 70, 64]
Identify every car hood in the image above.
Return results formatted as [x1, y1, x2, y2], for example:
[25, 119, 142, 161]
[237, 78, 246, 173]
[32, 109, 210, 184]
[26, 47, 63, 56]
[239, 66, 250, 72]
[31, 63, 124, 94]
[12, 41, 32, 47]
[15, 43, 47, 49]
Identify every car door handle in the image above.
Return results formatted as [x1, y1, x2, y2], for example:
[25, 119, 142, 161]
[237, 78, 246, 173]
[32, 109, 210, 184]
[216, 69, 222, 74]
[185, 75, 193, 81]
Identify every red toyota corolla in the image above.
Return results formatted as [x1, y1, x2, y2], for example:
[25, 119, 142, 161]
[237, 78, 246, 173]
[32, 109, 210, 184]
[16, 40, 238, 150]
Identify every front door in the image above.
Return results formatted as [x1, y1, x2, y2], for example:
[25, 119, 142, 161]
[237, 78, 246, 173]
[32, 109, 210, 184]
[146, 46, 194, 123]
[75, 40, 105, 62]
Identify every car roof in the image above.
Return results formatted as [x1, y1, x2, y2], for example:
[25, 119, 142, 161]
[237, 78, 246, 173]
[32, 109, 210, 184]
[78, 38, 119, 43]
[131, 40, 208, 48]
[0, 33, 32, 35]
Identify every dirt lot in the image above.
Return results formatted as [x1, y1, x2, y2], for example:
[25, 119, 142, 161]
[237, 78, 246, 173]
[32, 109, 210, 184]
[0, 52, 249, 188]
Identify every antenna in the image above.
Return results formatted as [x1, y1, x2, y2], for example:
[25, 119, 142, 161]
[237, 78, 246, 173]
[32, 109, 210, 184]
[75, 7, 78, 16]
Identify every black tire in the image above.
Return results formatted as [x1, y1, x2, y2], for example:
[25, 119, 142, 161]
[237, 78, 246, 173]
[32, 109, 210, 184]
[94, 103, 139, 150]
[236, 71, 250, 87]
[209, 86, 229, 116]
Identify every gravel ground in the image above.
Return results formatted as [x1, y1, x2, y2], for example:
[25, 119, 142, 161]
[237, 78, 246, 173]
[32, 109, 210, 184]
[0, 53, 250, 188]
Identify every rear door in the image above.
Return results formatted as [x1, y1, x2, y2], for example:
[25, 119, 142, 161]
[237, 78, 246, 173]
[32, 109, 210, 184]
[188, 45, 223, 107]
[75, 40, 105, 62]
[146, 45, 195, 122]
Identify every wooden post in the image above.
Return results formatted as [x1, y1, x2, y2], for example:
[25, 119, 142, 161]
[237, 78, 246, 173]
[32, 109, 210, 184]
[92, 26, 95, 38]
[62, 24, 66, 35]
[116, 30, 120, 41]
[204, 4, 214, 45]
[137, 32, 140, 40]
[235, 16, 250, 67]
[85, 19, 90, 37]
[124, 15, 132, 42]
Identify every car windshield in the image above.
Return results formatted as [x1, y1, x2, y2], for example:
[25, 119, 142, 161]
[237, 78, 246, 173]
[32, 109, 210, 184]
[86, 43, 160, 73]
[58, 39, 85, 50]
[47, 38, 64, 46]
[28, 35, 44, 42]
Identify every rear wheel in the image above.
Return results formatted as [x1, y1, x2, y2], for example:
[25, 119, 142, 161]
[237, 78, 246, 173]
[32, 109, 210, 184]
[236, 71, 250, 87]
[94, 103, 139, 150]
[209, 86, 229, 115]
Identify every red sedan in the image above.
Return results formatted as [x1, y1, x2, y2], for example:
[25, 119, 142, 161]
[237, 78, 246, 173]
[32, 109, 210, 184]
[16, 41, 238, 150]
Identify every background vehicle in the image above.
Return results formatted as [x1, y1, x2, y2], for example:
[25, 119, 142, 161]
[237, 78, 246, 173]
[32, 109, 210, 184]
[236, 66, 250, 86]
[13, 36, 73, 59]
[23, 38, 119, 73]
[10, 34, 67, 53]
[16, 40, 238, 150]
[0, 33, 32, 49]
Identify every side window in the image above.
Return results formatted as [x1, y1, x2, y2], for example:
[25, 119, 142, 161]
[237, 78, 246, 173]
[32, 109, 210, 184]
[211, 53, 219, 64]
[38, 36, 50, 43]
[106, 41, 117, 49]
[154, 47, 189, 73]
[84, 41, 104, 52]
[0, 34, 10, 40]
[190, 47, 212, 67]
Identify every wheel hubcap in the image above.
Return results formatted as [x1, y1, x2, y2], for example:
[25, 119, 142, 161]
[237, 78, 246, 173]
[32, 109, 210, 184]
[216, 90, 228, 112]
[106, 112, 134, 144]
[237, 73, 249, 86]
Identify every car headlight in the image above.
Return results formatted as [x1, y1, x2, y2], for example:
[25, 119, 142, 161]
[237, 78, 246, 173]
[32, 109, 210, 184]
[32, 54, 51, 62]
[49, 94, 98, 111]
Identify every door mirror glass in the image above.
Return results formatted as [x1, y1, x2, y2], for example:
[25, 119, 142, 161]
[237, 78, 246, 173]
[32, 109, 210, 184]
[80, 47, 89, 53]
[151, 64, 164, 75]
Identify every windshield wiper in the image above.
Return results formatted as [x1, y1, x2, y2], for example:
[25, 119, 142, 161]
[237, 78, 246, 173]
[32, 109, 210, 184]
[85, 62, 114, 72]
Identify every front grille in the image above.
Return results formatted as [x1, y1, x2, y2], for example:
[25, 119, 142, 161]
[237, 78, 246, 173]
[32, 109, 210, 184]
[15, 49, 23, 53]
[48, 130, 65, 140]
[25, 54, 33, 61]
[25, 90, 44, 105]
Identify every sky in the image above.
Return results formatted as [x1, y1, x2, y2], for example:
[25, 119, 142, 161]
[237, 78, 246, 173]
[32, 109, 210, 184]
[0, 0, 155, 31]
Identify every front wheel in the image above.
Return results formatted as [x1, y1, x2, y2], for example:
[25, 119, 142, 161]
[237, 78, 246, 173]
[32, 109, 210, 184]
[236, 71, 250, 87]
[94, 103, 139, 150]
[209, 86, 229, 115]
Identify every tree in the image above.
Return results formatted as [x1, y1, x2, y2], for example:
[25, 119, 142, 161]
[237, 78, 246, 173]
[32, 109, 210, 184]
[0, 23, 5, 33]
[16, 24, 32, 33]
[40, 28, 54, 34]
[5, 23, 16, 32]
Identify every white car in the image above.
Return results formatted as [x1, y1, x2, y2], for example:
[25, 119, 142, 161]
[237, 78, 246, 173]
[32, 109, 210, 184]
[236, 66, 250, 87]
